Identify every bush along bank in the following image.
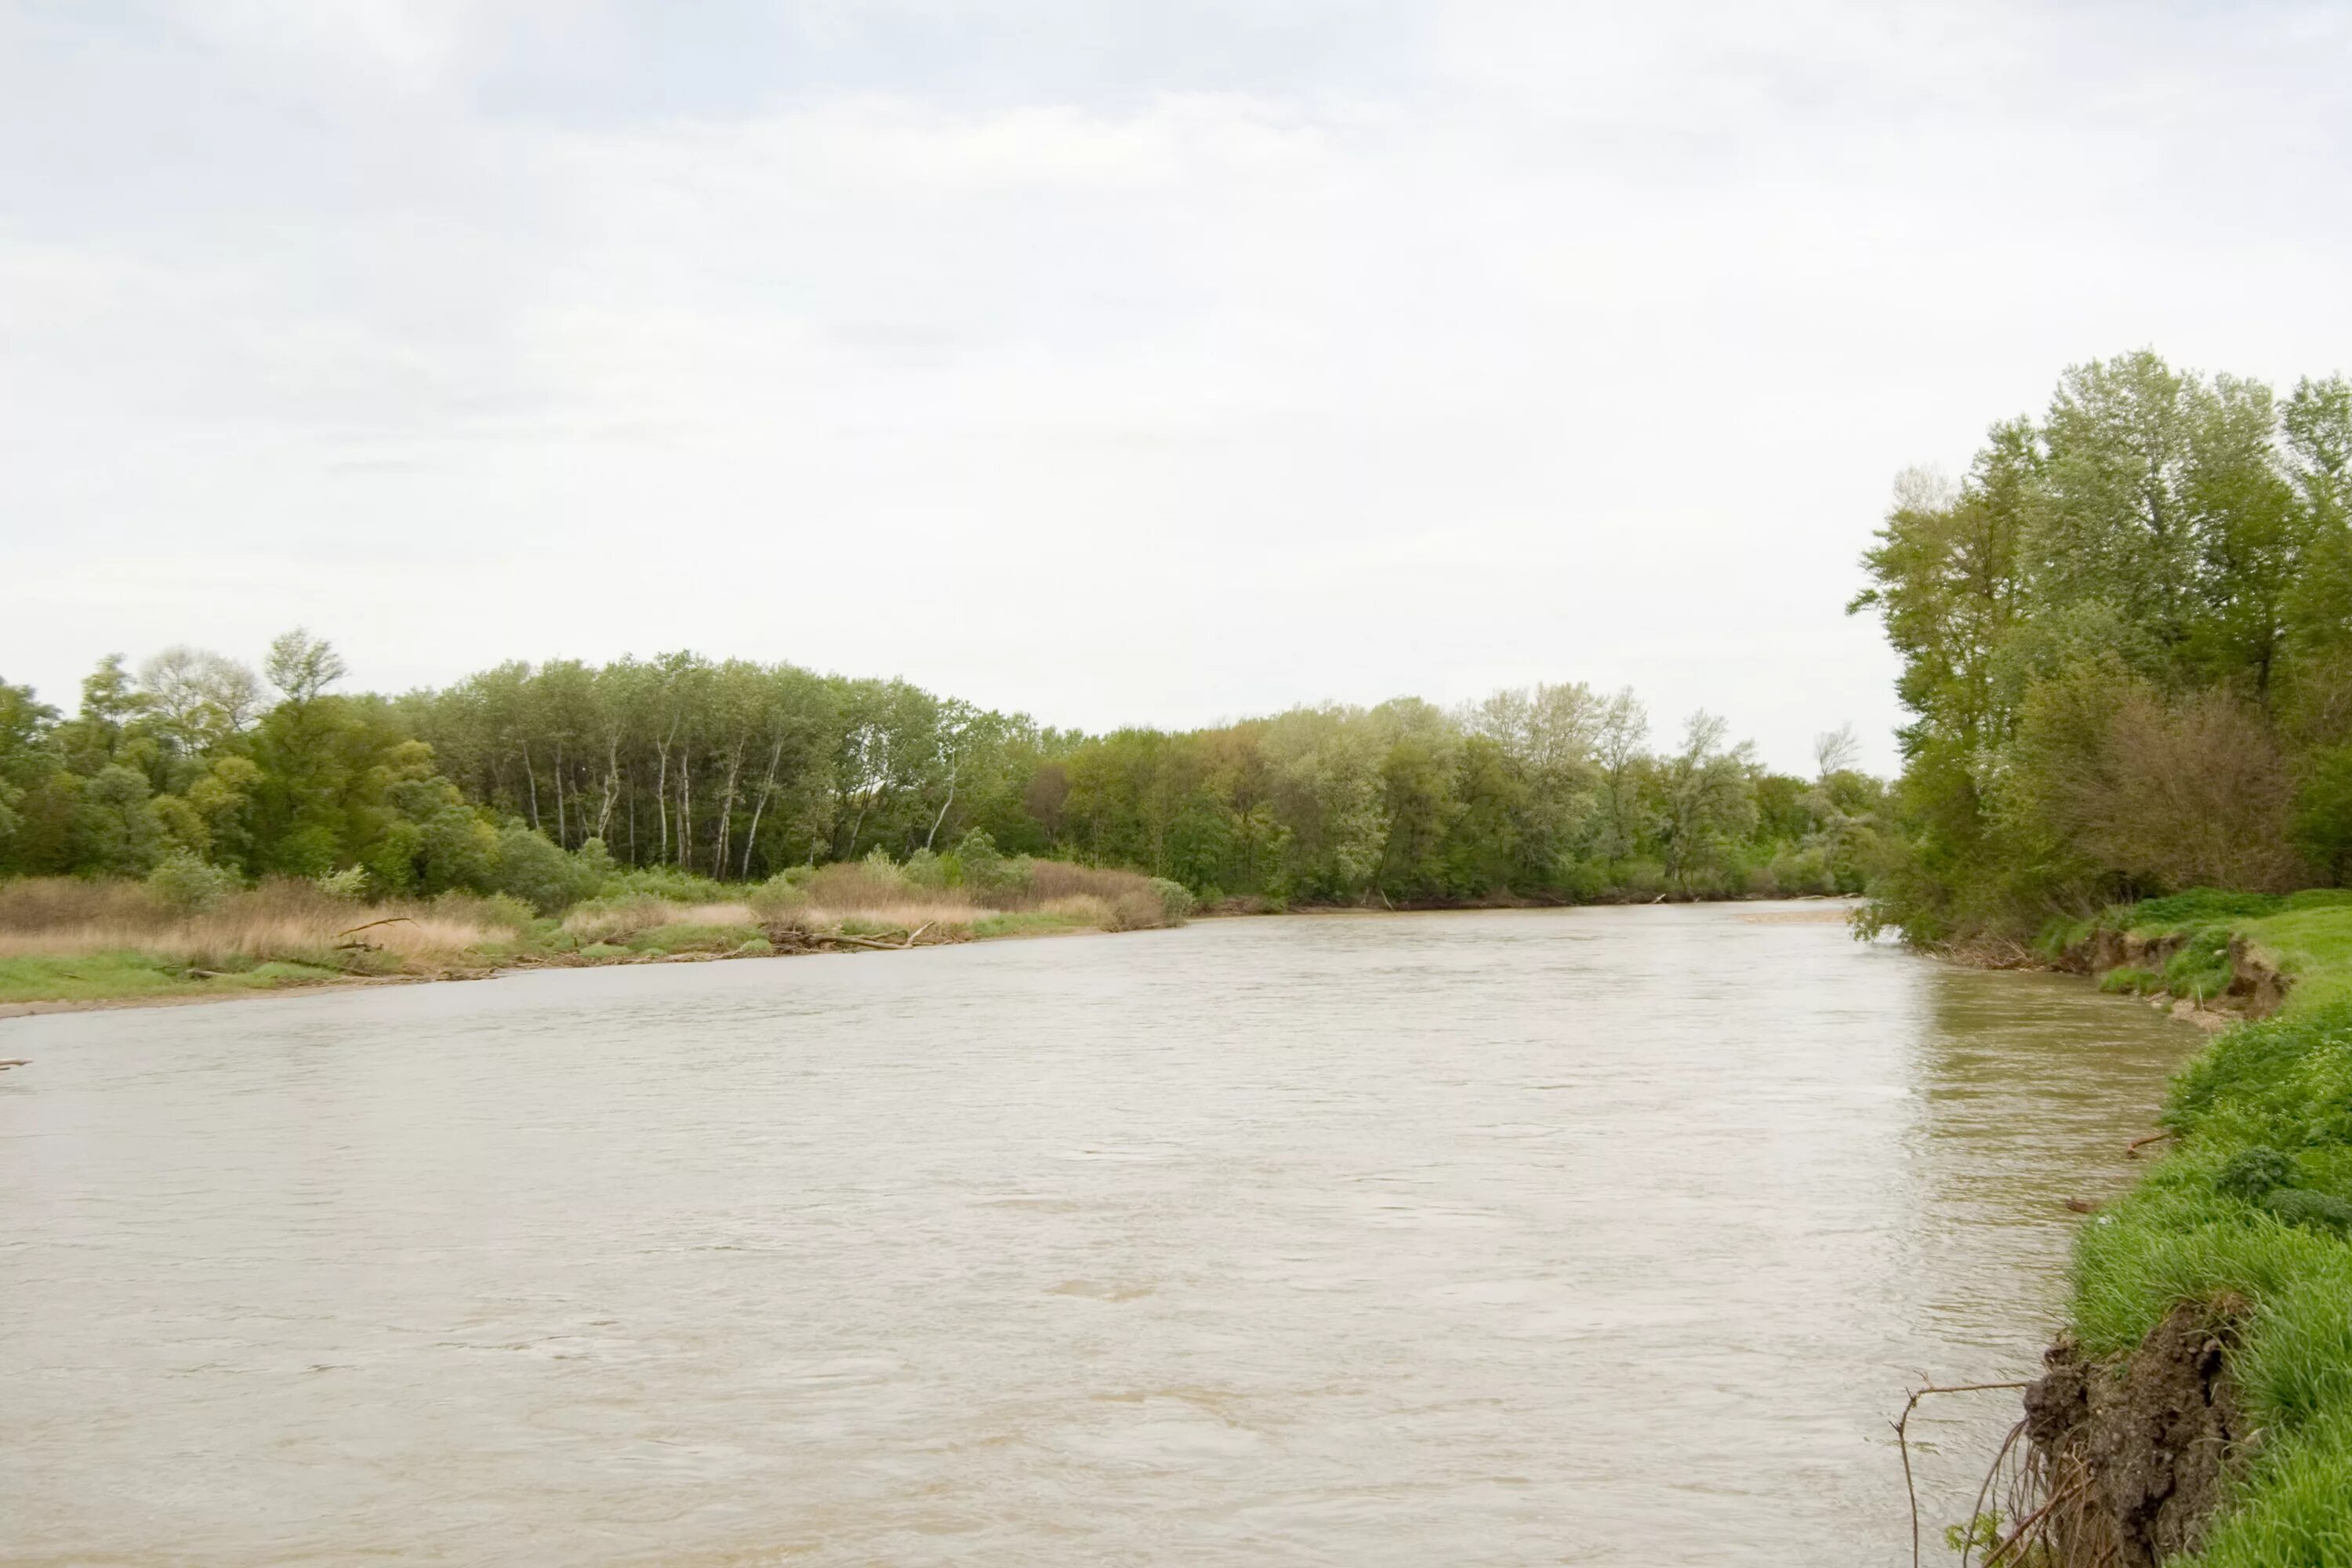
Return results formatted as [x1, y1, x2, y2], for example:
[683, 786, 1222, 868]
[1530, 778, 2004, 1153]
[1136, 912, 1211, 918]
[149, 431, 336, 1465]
[2002, 893, 2352, 1563]
[0, 849, 1193, 1010]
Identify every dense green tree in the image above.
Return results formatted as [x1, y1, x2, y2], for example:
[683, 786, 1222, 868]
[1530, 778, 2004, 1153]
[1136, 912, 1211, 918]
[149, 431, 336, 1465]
[5, 636, 1878, 909]
[1855, 350, 2352, 942]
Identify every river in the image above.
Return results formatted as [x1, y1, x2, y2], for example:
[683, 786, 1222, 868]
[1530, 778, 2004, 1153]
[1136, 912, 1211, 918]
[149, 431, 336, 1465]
[0, 903, 2198, 1565]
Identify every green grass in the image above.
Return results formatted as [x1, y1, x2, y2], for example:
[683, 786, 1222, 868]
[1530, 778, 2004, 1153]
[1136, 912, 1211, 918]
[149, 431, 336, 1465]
[2063, 910, 2352, 1559]
[2164, 927, 2239, 1003]
[0, 952, 342, 1004]
[969, 911, 1086, 938]
[2239, 906, 2352, 1014]
[622, 921, 764, 956]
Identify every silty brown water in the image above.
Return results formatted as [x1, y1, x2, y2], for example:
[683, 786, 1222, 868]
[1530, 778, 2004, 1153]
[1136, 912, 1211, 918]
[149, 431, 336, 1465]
[0, 903, 2198, 1565]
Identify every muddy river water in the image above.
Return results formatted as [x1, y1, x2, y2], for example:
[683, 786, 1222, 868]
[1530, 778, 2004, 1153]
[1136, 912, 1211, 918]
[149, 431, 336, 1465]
[1, 903, 2198, 1565]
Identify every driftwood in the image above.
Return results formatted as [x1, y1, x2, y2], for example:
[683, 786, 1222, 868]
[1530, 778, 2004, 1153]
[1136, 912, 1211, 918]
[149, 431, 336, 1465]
[2125, 1130, 2176, 1158]
[818, 921, 936, 953]
[335, 916, 417, 939]
[0, 1058, 27, 1070]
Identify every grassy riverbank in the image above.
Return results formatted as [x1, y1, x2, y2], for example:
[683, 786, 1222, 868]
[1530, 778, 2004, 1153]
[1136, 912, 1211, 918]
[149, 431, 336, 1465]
[2045, 894, 2352, 1561]
[0, 858, 1192, 1011]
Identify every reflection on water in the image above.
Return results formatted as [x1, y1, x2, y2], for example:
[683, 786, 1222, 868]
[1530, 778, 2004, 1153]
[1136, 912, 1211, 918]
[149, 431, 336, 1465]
[0, 904, 2196, 1566]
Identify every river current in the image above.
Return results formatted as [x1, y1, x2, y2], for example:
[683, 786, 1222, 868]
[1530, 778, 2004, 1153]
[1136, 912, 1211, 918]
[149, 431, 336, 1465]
[1, 903, 2197, 1565]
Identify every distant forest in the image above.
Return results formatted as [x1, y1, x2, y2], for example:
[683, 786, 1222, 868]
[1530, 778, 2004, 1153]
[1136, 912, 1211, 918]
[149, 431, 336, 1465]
[1852, 350, 2352, 942]
[0, 633, 1882, 909]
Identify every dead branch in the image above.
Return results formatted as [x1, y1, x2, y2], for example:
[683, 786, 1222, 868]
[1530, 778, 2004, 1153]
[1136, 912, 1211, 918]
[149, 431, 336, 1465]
[2125, 1129, 2175, 1158]
[335, 916, 417, 939]
[1894, 1381, 2034, 1568]
[821, 920, 938, 953]
[1984, 1471, 2092, 1566]
[1959, 1418, 2029, 1568]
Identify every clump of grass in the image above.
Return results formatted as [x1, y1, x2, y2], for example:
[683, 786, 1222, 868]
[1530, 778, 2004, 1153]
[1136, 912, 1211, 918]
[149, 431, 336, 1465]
[2164, 928, 2238, 1002]
[2100, 965, 2161, 995]
[623, 922, 764, 956]
[969, 910, 1086, 938]
[2037, 914, 2097, 963]
[2121, 890, 2288, 935]
[2236, 906, 2352, 1014]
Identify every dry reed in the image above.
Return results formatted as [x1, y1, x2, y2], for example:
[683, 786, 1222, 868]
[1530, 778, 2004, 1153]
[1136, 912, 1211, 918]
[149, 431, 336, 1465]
[0, 877, 514, 971]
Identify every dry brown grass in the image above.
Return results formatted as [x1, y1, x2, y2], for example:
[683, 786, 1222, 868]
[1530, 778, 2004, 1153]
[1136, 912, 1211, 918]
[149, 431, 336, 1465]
[1005, 861, 1161, 911]
[777, 898, 990, 935]
[0, 877, 516, 971]
[771, 858, 1177, 932]
[809, 862, 980, 910]
[0, 852, 1182, 996]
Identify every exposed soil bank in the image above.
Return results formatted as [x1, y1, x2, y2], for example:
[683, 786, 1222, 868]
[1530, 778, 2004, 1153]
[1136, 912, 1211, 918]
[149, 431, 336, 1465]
[2024, 1303, 2245, 1566]
[1940, 901, 2352, 1561]
[1944, 923, 2292, 1033]
[2056, 929, 2293, 1021]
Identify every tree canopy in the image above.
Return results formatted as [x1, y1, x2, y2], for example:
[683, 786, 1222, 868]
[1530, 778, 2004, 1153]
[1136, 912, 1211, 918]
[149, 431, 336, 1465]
[1851, 350, 2352, 941]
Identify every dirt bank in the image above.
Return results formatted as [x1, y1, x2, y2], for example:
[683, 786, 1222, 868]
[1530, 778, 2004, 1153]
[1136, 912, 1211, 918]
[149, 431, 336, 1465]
[2022, 1303, 2245, 1566]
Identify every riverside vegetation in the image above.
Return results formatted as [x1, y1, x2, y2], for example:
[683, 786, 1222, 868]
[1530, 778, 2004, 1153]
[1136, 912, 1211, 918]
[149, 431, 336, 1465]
[0, 855, 1192, 1009]
[0, 630, 1883, 1004]
[1994, 890, 2352, 1566]
[1849, 352, 2352, 1561]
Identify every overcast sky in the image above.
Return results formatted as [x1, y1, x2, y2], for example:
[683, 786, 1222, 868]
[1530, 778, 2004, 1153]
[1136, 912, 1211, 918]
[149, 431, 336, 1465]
[5, 2, 2350, 771]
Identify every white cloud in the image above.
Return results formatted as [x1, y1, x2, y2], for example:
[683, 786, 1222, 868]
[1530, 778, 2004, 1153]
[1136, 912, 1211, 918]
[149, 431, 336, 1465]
[5, 2, 2350, 770]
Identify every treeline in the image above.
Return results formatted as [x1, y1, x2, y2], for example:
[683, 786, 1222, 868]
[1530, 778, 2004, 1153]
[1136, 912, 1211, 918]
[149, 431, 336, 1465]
[0, 636, 1882, 907]
[1852, 350, 2352, 943]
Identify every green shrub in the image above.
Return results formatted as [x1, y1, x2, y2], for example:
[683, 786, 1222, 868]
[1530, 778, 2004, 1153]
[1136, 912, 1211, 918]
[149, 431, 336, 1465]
[2036, 915, 2096, 963]
[2264, 1188, 2352, 1236]
[2100, 966, 2160, 995]
[429, 889, 535, 931]
[745, 874, 804, 920]
[2217, 1145, 2303, 1202]
[1148, 877, 1196, 922]
[2164, 927, 2237, 1001]
[902, 848, 946, 889]
[313, 865, 370, 902]
[491, 822, 591, 914]
[1768, 844, 1833, 897]
[953, 830, 1011, 892]
[600, 864, 731, 902]
[144, 851, 242, 913]
[1615, 858, 1668, 898]
[2122, 889, 2285, 933]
